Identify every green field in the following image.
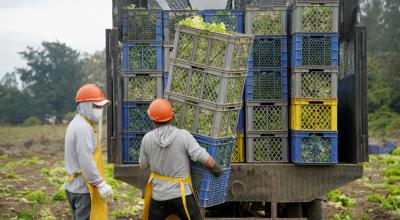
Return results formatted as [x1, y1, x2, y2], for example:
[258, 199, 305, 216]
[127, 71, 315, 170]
[0, 125, 399, 219]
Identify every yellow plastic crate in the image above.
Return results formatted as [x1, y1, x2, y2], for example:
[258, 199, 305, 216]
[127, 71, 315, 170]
[290, 98, 337, 131]
[232, 132, 245, 162]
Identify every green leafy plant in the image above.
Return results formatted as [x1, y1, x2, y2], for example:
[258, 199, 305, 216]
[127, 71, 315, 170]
[25, 190, 47, 204]
[392, 147, 400, 156]
[327, 189, 357, 208]
[51, 187, 66, 201]
[179, 16, 227, 34]
[332, 209, 352, 220]
[0, 154, 8, 161]
[367, 194, 385, 203]
[39, 208, 56, 220]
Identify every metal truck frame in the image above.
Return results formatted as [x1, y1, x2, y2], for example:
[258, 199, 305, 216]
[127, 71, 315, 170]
[106, 0, 368, 218]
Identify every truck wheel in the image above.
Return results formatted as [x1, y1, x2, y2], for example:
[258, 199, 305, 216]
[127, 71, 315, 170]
[303, 199, 324, 220]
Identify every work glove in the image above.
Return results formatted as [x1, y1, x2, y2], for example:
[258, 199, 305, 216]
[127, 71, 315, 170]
[210, 163, 223, 178]
[97, 181, 114, 201]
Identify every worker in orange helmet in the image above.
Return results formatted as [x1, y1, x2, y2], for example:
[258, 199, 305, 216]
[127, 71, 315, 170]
[140, 98, 223, 220]
[64, 84, 114, 220]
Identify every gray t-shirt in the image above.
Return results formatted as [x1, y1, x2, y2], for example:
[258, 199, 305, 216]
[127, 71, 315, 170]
[139, 125, 210, 201]
[64, 114, 103, 193]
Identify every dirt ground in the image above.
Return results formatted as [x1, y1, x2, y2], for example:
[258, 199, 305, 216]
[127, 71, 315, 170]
[0, 125, 399, 219]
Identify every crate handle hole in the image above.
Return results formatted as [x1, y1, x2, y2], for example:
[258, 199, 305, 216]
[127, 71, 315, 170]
[260, 102, 274, 106]
[309, 101, 324, 105]
[191, 66, 204, 71]
[260, 134, 275, 137]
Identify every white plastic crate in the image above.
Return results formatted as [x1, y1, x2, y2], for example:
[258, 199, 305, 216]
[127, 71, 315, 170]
[291, 67, 338, 99]
[245, 4, 288, 35]
[290, 0, 339, 33]
[246, 100, 288, 132]
[246, 131, 289, 162]
[122, 72, 163, 101]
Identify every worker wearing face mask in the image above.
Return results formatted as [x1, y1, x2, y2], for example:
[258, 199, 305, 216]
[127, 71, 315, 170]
[64, 84, 114, 220]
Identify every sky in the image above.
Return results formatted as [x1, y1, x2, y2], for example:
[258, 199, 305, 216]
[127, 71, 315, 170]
[0, 0, 111, 76]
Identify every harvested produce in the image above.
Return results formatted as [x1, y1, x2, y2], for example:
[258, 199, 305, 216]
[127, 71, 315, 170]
[302, 6, 333, 32]
[252, 11, 282, 35]
[300, 135, 332, 162]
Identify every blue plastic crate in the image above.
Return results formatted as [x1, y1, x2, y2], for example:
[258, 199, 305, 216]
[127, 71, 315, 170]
[201, 10, 244, 33]
[249, 35, 288, 69]
[369, 141, 397, 155]
[190, 166, 231, 208]
[291, 33, 339, 68]
[245, 68, 288, 101]
[291, 131, 338, 165]
[123, 132, 146, 163]
[237, 106, 245, 132]
[122, 101, 153, 132]
[163, 72, 169, 92]
[191, 134, 235, 169]
[122, 10, 163, 42]
[122, 42, 163, 71]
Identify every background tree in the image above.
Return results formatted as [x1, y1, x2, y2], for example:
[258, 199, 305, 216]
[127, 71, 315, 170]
[16, 41, 84, 123]
[82, 49, 106, 91]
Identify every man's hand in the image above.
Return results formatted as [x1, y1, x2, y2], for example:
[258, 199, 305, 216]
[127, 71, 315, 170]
[97, 181, 114, 201]
[210, 163, 223, 177]
[203, 156, 223, 177]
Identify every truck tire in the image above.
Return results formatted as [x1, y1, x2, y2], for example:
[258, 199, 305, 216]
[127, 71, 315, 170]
[303, 199, 324, 220]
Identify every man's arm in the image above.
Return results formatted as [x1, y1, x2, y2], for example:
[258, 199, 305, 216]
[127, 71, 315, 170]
[185, 131, 223, 177]
[139, 135, 149, 169]
[76, 128, 103, 186]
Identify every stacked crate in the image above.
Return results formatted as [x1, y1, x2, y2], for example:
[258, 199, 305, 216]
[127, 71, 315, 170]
[120, 9, 164, 163]
[289, 0, 339, 164]
[244, 3, 289, 163]
[165, 24, 253, 207]
[200, 10, 247, 163]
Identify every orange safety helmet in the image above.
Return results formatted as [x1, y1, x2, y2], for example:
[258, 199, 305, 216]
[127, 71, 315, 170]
[147, 98, 174, 122]
[75, 84, 110, 106]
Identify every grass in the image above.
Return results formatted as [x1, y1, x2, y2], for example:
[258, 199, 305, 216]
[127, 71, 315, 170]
[0, 125, 66, 146]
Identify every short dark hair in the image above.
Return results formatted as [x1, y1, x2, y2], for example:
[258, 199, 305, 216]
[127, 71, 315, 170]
[153, 119, 172, 127]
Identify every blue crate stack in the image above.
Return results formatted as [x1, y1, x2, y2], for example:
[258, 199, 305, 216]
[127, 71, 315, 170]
[121, 9, 164, 163]
[244, 3, 290, 163]
[289, 0, 340, 164]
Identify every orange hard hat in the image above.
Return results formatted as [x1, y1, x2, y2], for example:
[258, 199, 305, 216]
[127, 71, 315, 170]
[147, 98, 174, 122]
[75, 84, 110, 106]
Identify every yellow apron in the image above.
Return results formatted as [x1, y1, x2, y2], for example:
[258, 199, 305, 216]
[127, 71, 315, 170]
[67, 118, 108, 220]
[142, 172, 195, 220]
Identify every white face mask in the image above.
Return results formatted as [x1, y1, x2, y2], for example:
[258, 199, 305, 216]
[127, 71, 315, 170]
[92, 108, 103, 122]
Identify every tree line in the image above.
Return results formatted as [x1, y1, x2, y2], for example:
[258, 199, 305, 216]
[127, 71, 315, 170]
[361, 0, 400, 136]
[0, 41, 106, 125]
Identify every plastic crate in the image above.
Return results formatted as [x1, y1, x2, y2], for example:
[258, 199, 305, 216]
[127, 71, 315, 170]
[250, 36, 288, 69]
[201, 10, 244, 33]
[244, 4, 288, 35]
[122, 42, 163, 71]
[172, 25, 254, 71]
[191, 166, 231, 208]
[166, 59, 247, 106]
[245, 68, 288, 101]
[290, 0, 339, 34]
[369, 141, 397, 155]
[291, 67, 338, 99]
[291, 33, 339, 68]
[163, 11, 199, 47]
[122, 72, 163, 101]
[246, 131, 289, 162]
[122, 10, 163, 42]
[122, 132, 146, 163]
[163, 72, 169, 92]
[165, 93, 241, 139]
[237, 106, 245, 132]
[291, 131, 338, 164]
[122, 101, 152, 132]
[290, 98, 337, 131]
[163, 46, 173, 72]
[191, 134, 235, 169]
[234, 0, 289, 9]
[246, 100, 288, 132]
[232, 132, 245, 162]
